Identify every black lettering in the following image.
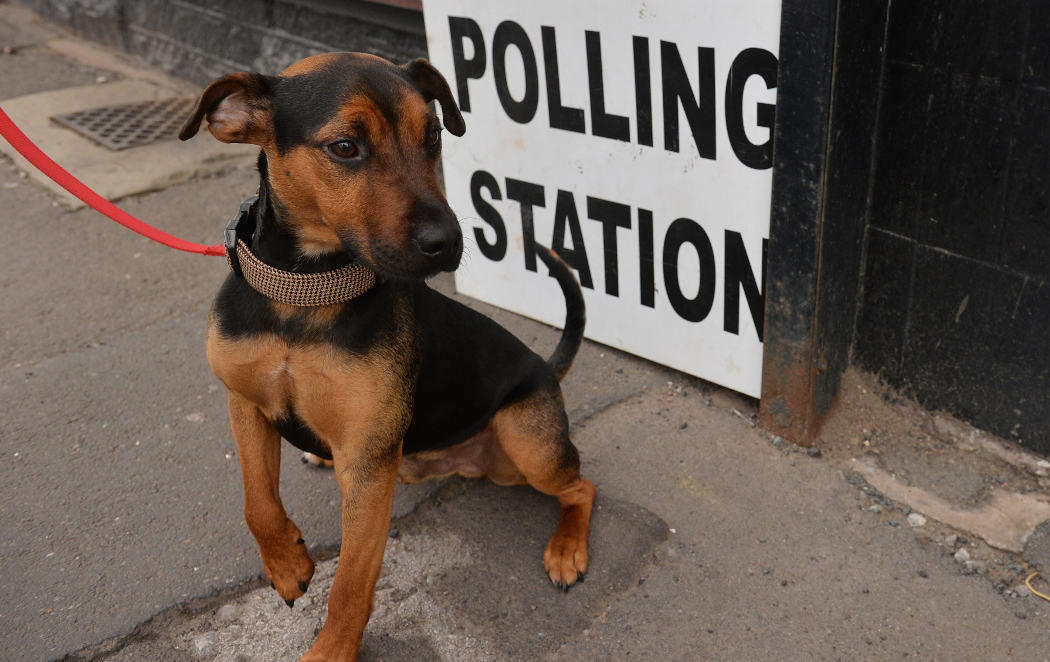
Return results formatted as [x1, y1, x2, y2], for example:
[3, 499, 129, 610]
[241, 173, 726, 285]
[661, 42, 715, 159]
[448, 17, 486, 113]
[492, 21, 540, 124]
[633, 36, 653, 147]
[585, 31, 630, 142]
[587, 196, 631, 296]
[638, 208, 655, 307]
[469, 170, 506, 261]
[724, 231, 766, 340]
[662, 218, 716, 322]
[551, 190, 593, 288]
[725, 48, 777, 169]
[505, 178, 545, 271]
[542, 26, 585, 133]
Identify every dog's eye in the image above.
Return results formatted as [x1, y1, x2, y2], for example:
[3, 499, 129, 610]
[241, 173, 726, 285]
[327, 140, 359, 160]
[426, 126, 442, 148]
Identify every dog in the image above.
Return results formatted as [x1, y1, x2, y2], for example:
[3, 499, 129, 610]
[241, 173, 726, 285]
[178, 52, 595, 661]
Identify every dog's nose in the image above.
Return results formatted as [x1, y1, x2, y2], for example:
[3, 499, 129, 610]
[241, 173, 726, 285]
[410, 200, 463, 271]
[413, 223, 452, 257]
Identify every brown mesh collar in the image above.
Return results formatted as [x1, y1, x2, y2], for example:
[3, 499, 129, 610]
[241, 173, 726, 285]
[227, 239, 376, 307]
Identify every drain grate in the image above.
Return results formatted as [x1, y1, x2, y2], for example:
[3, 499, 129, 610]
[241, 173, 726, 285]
[51, 96, 196, 151]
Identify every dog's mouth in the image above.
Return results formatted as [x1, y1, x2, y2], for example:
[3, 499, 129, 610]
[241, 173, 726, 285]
[338, 231, 463, 281]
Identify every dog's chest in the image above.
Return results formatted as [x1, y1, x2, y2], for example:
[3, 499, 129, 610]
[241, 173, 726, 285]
[207, 327, 412, 440]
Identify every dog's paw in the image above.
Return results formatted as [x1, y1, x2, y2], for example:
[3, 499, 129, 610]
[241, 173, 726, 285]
[300, 452, 334, 469]
[543, 527, 588, 592]
[260, 524, 316, 606]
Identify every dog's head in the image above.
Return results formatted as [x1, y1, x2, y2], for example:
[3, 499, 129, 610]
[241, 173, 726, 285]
[180, 53, 465, 279]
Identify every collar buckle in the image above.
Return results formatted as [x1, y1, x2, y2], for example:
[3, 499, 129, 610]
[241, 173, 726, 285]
[225, 195, 258, 276]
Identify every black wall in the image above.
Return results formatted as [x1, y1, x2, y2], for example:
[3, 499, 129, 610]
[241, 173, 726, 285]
[855, 1, 1050, 453]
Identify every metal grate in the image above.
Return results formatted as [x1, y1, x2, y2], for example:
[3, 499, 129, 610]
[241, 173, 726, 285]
[51, 96, 196, 151]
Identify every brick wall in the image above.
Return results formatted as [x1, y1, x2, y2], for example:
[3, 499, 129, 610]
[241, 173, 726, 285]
[855, 1, 1050, 452]
[18, 0, 427, 84]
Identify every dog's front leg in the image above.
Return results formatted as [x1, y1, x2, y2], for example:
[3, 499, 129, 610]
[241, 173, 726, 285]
[227, 391, 315, 605]
[300, 439, 401, 662]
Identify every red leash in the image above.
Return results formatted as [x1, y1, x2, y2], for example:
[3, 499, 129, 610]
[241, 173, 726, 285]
[0, 107, 224, 256]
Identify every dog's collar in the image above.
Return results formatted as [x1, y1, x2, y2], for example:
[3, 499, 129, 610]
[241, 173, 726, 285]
[225, 196, 376, 307]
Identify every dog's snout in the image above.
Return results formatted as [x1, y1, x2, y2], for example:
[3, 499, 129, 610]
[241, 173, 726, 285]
[410, 200, 463, 271]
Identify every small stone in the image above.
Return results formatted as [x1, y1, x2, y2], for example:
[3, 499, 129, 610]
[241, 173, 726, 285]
[805, 447, 822, 458]
[907, 513, 927, 528]
[889, 520, 900, 527]
[954, 548, 971, 564]
[869, 505, 883, 513]
[679, 422, 688, 430]
[772, 436, 784, 447]
[945, 534, 958, 547]
[192, 633, 216, 657]
[917, 569, 929, 578]
[704, 398, 712, 406]
[388, 528, 399, 538]
[215, 604, 240, 623]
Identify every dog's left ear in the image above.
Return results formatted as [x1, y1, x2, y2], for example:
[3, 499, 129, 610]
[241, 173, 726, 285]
[401, 59, 466, 137]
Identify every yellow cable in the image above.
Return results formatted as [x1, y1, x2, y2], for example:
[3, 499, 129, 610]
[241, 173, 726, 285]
[1025, 572, 1050, 602]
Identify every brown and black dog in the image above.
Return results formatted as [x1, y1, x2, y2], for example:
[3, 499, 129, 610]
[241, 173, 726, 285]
[178, 53, 595, 661]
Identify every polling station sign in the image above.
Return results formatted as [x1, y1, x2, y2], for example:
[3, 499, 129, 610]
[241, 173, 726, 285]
[423, 1, 780, 397]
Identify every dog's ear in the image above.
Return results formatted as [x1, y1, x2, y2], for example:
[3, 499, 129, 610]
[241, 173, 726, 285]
[401, 58, 466, 137]
[179, 72, 273, 145]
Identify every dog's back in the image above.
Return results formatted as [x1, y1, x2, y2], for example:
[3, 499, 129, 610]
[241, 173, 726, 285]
[405, 251, 583, 454]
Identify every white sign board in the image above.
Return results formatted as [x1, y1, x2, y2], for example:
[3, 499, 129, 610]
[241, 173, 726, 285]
[423, 0, 780, 397]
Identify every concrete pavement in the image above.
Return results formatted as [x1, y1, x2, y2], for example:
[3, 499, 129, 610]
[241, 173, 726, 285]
[2, 6, 1048, 661]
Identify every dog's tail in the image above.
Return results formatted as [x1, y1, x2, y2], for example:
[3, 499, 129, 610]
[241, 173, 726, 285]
[535, 246, 586, 381]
